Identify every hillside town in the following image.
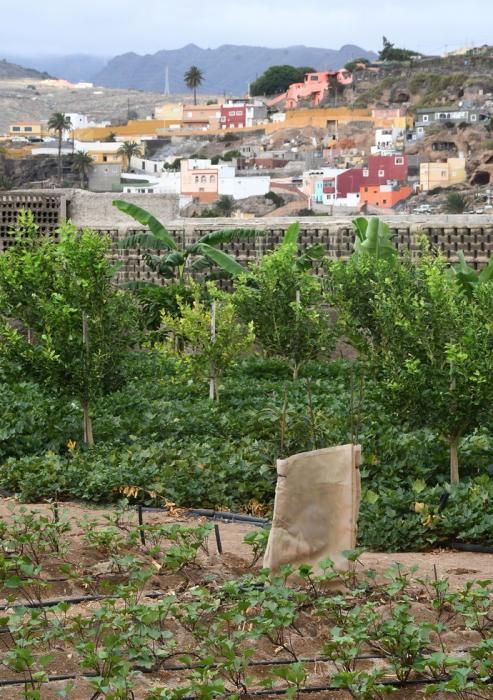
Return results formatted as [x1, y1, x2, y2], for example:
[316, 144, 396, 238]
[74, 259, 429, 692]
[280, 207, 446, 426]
[2, 43, 493, 218]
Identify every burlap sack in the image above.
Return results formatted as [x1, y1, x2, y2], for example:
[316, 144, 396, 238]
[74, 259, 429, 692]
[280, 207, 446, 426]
[263, 444, 361, 574]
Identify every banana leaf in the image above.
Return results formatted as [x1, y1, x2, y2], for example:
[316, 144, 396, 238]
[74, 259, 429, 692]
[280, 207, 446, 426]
[198, 228, 259, 246]
[196, 243, 246, 277]
[282, 222, 300, 247]
[112, 200, 178, 250]
[353, 217, 396, 261]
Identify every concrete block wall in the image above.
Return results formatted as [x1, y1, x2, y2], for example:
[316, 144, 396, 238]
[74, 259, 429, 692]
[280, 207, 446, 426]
[1, 192, 493, 283]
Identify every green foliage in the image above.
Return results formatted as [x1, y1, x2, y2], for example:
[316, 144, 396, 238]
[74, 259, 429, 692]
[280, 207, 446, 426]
[184, 65, 204, 104]
[234, 235, 334, 378]
[0, 215, 139, 445]
[264, 191, 284, 208]
[329, 245, 493, 482]
[352, 216, 397, 261]
[135, 283, 194, 337]
[379, 36, 420, 62]
[161, 285, 255, 400]
[117, 141, 143, 171]
[446, 191, 469, 213]
[449, 250, 493, 296]
[344, 58, 370, 72]
[250, 65, 315, 96]
[113, 200, 255, 282]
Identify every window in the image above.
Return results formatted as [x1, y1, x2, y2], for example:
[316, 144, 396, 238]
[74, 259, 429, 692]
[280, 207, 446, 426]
[383, 199, 387, 205]
[209, 175, 215, 182]
[195, 176, 199, 183]
[378, 169, 385, 177]
[142, 161, 145, 169]
[422, 115, 429, 122]
[471, 114, 477, 121]
[154, 164, 158, 173]
[199, 187, 204, 192]
[363, 168, 369, 177]
[201, 175, 206, 183]
[12, 126, 20, 131]
[395, 157, 404, 165]
[103, 155, 108, 162]
[310, 75, 318, 81]
[24, 126, 32, 132]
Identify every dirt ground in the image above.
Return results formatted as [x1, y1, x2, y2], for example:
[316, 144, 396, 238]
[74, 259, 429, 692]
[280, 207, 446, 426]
[0, 498, 491, 699]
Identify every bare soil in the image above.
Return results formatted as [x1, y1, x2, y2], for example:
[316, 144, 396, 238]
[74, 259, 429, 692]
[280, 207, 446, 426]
[0, 498, 491, 699]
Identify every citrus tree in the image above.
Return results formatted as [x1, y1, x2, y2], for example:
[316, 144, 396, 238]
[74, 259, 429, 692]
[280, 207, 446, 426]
[0, 215, 139, 445]
[234, 224, 333, 378]
[328, 218, 493, 483]
[161, 284, 254, 400]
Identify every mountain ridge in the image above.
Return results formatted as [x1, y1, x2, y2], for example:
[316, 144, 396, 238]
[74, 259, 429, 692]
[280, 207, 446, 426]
[94, 43, 377, 94]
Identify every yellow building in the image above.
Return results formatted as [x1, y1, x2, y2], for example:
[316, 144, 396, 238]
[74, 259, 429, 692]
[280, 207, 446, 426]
[154, 102, 184, 127]
[420, 158, 466, 191]
[74, 119, 169, 142]
[9, 121, 46, 138]
[266, 107, 373, 132]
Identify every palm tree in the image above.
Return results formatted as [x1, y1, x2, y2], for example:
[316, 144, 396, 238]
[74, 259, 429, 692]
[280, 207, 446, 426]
[184, 66, 204, 105]
[71, 151, 95, 189]
[112, 200, 258, 284]
[48, 112, 72, 185]
[117, 141, 143, 172]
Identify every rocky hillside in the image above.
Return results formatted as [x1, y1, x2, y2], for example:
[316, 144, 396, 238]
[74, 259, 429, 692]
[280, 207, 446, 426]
[93, 43, 377, 94]
[343, 50, 493, 109]
[0, 59, 51, 81]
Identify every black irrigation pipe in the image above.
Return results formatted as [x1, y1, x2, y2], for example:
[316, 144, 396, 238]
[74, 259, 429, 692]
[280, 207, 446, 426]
[0, 589, 169, 612]
[0, 670, 489, 695]
[138, 505, 269, 527]
[449, 541, 493, 554]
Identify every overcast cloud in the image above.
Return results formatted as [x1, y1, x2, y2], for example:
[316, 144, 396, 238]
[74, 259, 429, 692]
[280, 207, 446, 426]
[1, 0, 491, 57]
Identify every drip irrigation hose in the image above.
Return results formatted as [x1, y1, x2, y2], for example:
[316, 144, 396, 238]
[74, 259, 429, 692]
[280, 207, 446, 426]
[0, 670, 486, 695]
[0, 589, 168, 612]
[449, 541, 493, 554]
[138, 505, 269, 526]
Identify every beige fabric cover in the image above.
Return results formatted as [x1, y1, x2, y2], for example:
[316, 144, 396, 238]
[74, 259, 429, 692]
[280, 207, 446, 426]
[263, 444, 361, 574]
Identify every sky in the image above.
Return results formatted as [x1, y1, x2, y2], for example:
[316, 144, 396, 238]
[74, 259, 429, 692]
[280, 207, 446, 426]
[1, 0, 492, 57]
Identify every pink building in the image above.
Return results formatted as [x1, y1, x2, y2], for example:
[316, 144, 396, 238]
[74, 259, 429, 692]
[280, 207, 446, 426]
[269, 71, 353, 110]
[181, 159, 219, 203]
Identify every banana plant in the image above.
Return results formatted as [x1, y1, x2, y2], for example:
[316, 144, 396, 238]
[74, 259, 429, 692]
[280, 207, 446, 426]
[280, 222, 326, 270]
[352, 216, 397, 261]
[112, 200, 258, 285]
[449, 251, 493, 296]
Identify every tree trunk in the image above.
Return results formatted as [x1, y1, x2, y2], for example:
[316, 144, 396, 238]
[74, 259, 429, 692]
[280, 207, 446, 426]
[82, 399, 94, 446]
[449, 436, 459, 484]
[292, 363, 299, 380]
[194, 87, 197, 105]
[57, 132, 62, 184]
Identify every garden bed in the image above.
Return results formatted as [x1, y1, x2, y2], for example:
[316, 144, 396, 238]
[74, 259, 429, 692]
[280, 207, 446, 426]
[0, 499, 492, 699]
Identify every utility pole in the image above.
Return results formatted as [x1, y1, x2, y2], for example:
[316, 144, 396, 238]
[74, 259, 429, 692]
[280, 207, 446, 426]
[164, 66, 171, 96]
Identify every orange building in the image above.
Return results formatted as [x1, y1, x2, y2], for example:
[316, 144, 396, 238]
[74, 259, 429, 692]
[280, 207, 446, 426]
[360, 184, 412, 209]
